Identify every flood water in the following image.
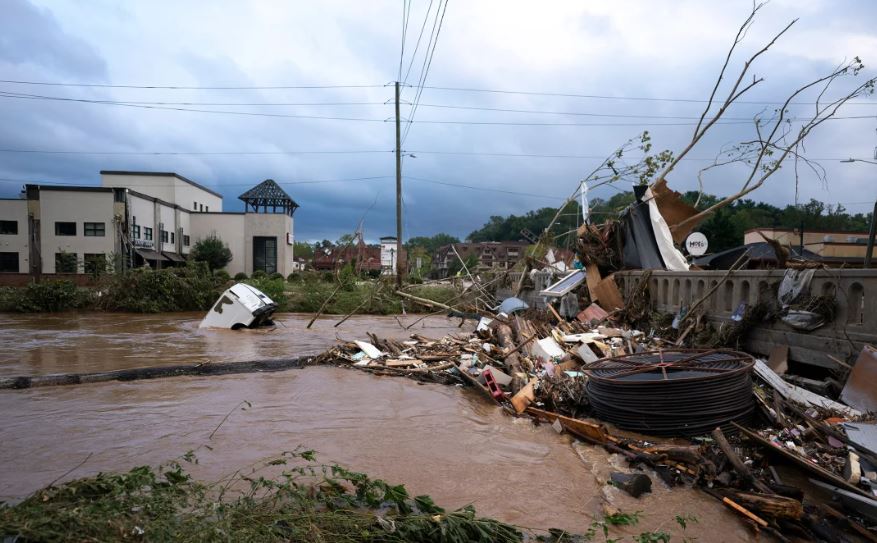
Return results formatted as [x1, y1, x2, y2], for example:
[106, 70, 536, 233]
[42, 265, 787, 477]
[0, 313, 751, 540]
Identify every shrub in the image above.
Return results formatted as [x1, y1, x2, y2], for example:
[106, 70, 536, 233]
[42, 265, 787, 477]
[99, 263, 221, 312]
[252, 270, 267, 279]
[269, 272, 284, 281]
[286, 272, 300, 283]
[7, 281, 92, 312]
[214, 269, 231, 282]
[233, 272, 249, 281]
[190, 235, 232, 271]
[243, 277, 287, 309]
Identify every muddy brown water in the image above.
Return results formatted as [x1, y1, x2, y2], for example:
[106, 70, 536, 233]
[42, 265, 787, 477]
[0, 313, 751, 540]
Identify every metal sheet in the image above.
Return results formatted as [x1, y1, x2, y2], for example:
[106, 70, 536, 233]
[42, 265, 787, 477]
[840, 345, 877, 413]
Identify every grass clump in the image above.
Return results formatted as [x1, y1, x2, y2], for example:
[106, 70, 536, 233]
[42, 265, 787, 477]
[0, 449, 526, 543]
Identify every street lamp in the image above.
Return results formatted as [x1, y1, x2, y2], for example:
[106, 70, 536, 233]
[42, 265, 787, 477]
[840, 158, 877, 268]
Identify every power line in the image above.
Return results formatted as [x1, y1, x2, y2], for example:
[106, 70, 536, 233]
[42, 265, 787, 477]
[398, 0, 411, 81]
[402, 0, 435, 85]
[0, 79, 384, 90]
[420, 85, 877, 106]
[0, 175, 393, 188]
[0, 91, 389, 122]
[1, 147, 873, 163]
[401, 0, 449, 145]
[0, 148, 390, 156]
[415, 102, 876, 121]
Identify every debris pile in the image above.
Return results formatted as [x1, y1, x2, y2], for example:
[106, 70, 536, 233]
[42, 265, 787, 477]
[311, 292, 877, 541]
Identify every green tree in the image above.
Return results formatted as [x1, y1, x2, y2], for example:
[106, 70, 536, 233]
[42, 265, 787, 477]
[191, 235, 233, 271]
[293, 241, 314, 260]
[406, 233, 460, 253]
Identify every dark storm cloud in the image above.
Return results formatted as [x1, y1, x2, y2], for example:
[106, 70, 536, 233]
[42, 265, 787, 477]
[0, 0, 874, 242]
[0, 0, 106, 78]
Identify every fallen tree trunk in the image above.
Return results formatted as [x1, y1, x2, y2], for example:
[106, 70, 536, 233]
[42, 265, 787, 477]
[0, 357, 310, 390]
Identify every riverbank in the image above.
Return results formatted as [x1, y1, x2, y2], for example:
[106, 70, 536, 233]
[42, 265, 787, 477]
[0, 266, 461, 315]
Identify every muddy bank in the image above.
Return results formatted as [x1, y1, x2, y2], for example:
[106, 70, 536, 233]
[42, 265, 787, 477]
[0, 312, 471, 378]
[0, 367, 749, 539]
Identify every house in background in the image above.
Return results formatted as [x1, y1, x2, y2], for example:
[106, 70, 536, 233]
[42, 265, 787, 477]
[743, 227, 871, 267]
[432, 241, 529, 278]
[0, 171, 299, 280]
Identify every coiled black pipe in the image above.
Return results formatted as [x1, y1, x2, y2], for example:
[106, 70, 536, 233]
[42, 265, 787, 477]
[586, 349, 755, 437]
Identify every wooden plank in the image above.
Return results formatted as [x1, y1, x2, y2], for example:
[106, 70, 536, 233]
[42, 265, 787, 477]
[385, 359, 419, 368]
[510, 378, 537, 414]
[585, 262, 602, 301]
[526, 407, 609, 444]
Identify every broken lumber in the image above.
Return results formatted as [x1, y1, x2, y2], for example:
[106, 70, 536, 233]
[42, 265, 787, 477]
[711, 427, 772, 493]
[728, 491, 803, 520]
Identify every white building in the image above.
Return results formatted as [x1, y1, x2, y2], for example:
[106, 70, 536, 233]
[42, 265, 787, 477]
[0, 171, 299, 278]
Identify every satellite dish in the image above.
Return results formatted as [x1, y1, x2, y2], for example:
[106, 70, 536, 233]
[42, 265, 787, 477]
[685, 232, 709, 256]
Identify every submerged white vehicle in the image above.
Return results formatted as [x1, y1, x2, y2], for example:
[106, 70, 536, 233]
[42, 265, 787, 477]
[200, 283, 278, 329]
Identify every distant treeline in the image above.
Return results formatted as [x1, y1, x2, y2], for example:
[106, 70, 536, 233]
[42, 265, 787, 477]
[462, 191, 873, 253]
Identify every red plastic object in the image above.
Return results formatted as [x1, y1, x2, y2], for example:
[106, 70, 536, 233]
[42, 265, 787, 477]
[481, 368, 505, 400]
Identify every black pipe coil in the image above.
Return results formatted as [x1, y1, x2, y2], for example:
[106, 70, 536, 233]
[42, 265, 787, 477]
[585, 349, 755, 437]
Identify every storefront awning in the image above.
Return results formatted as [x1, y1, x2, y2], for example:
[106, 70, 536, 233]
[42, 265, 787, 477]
[135, 248, 169, 262]
[162, 252, 187, 263]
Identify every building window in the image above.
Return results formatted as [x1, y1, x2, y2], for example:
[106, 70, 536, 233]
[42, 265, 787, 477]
[84, 253, 106, 275]
[55, 222, 76, 236]
[84, 222, 105, 237]
[205, 206, 209, 212]
[193, 201, 197, 210]
[0, 221, 17, 235]
[183, 235, 190, 247]
[0, 252, 18, 272]
[132, 224, 141, 239]
[199, 204, 203, 212]
[170, 232, 175, 244]
[144, 227, 153, 241]
[253, 236, 277, 274]
[160, 230, 169, 243]
[55, 252, 78, 273]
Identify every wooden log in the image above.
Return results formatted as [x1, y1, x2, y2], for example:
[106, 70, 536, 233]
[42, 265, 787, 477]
[0, 357, 309, 390]
[711, 427, 773, 493]
[728, 491, 803, 520]
[526, 407, 609, 444]
[495, 323, 524, 379]
[722, 497, 769, 528]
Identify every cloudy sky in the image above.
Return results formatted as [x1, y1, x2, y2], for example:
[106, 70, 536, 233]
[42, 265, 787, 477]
[1, 0, 875, 242]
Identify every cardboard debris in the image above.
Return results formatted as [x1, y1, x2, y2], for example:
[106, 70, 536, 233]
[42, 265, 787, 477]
[649, 178, 702, 244]
[592, 275, 624, 311]
[511, 378, 537, 414]
[840, 345, 877, 414]
[576, 343, 600, 363]
[767, 345, 789, 375]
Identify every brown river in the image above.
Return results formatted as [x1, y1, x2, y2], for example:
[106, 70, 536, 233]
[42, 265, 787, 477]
[0, 312, 751, 540]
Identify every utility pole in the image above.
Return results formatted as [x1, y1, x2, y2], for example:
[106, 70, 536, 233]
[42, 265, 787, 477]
[394, 81, 403, 288]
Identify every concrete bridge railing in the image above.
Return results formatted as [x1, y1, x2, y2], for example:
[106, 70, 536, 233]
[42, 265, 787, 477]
[615, 269, 877, 370]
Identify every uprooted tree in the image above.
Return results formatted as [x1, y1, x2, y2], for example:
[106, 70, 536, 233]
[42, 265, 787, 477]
[545, 2, 875, 243]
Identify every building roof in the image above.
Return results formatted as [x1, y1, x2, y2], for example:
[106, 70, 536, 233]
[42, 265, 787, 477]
[692, 242, 821, 269]
[746, 226, 871, 236]
[100, 170, 223, 198]
[238, 179, 299, 215]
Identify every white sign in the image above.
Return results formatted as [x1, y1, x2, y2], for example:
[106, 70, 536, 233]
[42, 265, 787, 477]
[685, 232, 709, 256]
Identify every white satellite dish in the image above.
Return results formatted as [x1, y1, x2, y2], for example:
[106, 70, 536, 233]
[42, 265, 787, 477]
[685, 232, 709, 256]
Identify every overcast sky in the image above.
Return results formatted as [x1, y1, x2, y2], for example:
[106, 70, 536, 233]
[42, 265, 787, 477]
[1, 0, 875, 242]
